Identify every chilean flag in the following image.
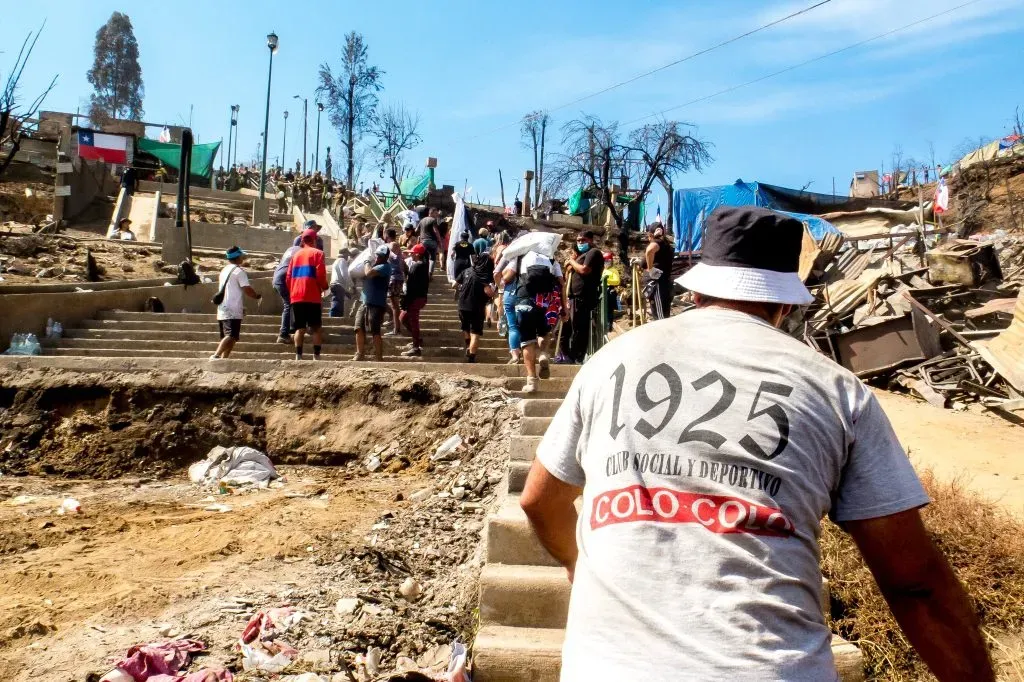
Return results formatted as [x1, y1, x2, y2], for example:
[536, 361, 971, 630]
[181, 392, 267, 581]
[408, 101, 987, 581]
[78, 130, 129, 164]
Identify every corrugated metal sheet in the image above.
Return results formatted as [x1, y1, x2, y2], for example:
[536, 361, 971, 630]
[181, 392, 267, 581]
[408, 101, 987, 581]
[976, 288, 1024, 393]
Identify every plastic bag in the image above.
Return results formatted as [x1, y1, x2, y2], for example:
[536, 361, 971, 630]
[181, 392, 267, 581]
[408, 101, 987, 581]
[432, 435, 463, 461]
[348, 238, 384, 281]
[501, 232, 562, 261]
[4, 333, 42, 356]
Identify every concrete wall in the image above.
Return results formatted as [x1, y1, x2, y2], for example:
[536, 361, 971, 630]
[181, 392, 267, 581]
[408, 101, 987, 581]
[156, 220, 320, 263]
[0, 273, 279, 347]
[138, 180, 255, 206]
[66, 158, 120, 222]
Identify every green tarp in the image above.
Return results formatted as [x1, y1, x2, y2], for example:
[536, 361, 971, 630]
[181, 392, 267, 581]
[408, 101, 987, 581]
[399, 172, 430, 201]
[137, 138, 221, 178]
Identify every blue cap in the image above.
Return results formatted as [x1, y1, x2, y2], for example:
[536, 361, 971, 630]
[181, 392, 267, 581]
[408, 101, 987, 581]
[302, 219, 321, 230]
[375, 244, 391, 258]
[226, 246, 246, 259]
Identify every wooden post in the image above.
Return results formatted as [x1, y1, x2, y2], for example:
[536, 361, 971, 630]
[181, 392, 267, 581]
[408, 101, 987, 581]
[499, 169, 506, 208]
[523, 170, 534, 217]
[52, 126, 73, 226]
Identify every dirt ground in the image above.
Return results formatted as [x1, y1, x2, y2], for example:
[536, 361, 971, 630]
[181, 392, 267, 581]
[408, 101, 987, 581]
[876, 390, 1024, 514]
[0, 470, 408, 680]
[0, 366, 520, 681]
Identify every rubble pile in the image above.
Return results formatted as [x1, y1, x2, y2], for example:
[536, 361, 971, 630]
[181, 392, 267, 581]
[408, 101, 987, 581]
[794, 231, 1024, 416]
[144, 389, 517, 681]
[0, 230, 275, 284]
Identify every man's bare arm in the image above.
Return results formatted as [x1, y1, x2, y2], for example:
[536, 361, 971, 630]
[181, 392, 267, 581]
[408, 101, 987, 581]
[520, 459, 582, 582]
[846, 509, 994, 682]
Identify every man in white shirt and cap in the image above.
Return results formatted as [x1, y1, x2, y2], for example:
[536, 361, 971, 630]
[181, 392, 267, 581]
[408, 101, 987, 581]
[520, 206, 992, 681]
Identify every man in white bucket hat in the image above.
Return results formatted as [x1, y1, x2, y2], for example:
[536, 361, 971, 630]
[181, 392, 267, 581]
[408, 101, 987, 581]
[520, 206, 991, 681]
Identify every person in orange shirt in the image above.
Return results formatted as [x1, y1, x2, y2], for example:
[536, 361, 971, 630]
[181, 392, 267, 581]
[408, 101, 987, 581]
[286, 229, 329, 360]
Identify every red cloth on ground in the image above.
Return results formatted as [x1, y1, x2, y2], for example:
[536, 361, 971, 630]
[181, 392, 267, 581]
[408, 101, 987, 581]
[148, 669, 233, 682]
[115, 639, 206, 681]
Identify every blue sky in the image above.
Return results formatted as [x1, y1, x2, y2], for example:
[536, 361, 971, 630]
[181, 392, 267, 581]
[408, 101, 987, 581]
[5, 0, 1024, 211]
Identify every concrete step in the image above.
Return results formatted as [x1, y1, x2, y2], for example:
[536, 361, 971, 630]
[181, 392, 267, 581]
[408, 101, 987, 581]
[509, 435, 543, 462]
[503, 377, 576, 394]
[520, 399, 563, 418]
[1, 355, 561, 380]
[480, 564, 570, 629]
[520, 416, 553, 436]
[93, 311, 472, 334]
[484, 494, 559, 567]
[472, 625, 563, 682]
[508, 460, 531, 494]
[473, 626, 862, 682]
[64, 326, 509, 347]
[45, 338, 514, 361]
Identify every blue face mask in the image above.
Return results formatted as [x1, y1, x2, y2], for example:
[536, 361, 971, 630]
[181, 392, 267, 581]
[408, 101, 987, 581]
[576, 243, 591, 254]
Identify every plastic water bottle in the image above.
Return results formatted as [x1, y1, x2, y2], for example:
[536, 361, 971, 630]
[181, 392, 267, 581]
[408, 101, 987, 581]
[52, 321, 63, 338]
[45, 318, 54, 338]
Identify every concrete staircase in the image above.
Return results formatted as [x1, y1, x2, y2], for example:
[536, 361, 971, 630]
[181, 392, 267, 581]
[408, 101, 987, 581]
[473, 396, 866, 682]
[40, 292, 517, 365]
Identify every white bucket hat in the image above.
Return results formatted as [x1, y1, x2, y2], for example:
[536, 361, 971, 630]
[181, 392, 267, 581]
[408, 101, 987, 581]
[676, 206, 814, 305]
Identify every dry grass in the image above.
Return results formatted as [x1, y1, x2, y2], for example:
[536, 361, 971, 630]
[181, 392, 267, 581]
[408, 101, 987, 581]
[821, 471, 1024, 681]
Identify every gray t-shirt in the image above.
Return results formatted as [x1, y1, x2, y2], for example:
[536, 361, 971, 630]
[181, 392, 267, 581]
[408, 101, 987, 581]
[537, 306, 929, 681]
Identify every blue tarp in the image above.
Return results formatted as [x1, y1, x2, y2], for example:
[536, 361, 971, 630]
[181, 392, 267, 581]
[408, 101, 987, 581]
[672, 179, 842, 253]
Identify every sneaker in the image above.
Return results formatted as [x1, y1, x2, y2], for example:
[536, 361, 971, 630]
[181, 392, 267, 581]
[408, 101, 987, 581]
[208, 354, 221, 361]
[506, 355, 521, 365]
[402, 342, 416, 350]
[384, 330, 398, 337]
[277, 336, 291, 345]
[402, 347, 422, 357]
[466, 353, 477, 364]
[554, 354, 575, 365]
[352, 352, 366, 361]
[295, 353, 303, 361]
[538, 353, 551, 379]
[523, 377, 539, 394]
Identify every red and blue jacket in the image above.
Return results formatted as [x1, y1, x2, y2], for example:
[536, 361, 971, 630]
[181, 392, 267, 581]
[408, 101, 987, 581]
[286, 246, 328, 304]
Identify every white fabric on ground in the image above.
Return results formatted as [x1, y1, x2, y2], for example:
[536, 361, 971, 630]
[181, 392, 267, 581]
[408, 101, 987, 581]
[189, 446, 279, 487]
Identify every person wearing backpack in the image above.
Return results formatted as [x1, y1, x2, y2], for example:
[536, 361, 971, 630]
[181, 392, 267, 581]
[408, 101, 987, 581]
[560, 230, 604, 364]
[501, 248, 562, 393]
[456, 253, 495, 363]
[210, 246, 262, 360]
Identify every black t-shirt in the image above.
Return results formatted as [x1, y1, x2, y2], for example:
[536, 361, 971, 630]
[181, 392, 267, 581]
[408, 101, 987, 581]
[456, 268, 489, 313]
[452, 242, 474, 267]
[405, 261, 430, 300]
[418, 217, 439, 242]
[571, 247, 604, 298]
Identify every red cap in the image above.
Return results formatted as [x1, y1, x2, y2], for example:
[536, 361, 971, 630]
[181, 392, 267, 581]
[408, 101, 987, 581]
[603, 251, 613, 262]
[411, 243, 427, 256]
[300, 229, 318, 244]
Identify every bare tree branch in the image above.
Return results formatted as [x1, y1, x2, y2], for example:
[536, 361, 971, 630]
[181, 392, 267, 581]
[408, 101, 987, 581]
[1, 23, 59, 179]
[370, 102, 421, 195]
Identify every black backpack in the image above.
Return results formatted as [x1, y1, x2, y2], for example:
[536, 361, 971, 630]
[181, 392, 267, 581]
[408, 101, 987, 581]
[176, 260, 201, 287]
[517, 255, 556, 297]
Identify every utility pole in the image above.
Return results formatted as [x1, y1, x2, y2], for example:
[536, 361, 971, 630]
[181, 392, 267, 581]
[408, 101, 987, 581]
[315, 102, 324, 172]
[282, 110, 289, 173]
[294, 95, 308, 175]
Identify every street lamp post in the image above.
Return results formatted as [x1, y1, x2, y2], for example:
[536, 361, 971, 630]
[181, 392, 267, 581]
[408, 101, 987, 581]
[282, 110, 289, 174]
[315, 102, 324, 172]
[259, 31, 279, 201]
[227, 104, 239, 170]
[233, 106, 240, 171]
[293, 95, 308, 175]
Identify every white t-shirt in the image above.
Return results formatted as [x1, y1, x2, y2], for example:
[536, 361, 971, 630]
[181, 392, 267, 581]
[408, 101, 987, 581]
[216, 265, 250, 321]
[537, 306, 928, 681]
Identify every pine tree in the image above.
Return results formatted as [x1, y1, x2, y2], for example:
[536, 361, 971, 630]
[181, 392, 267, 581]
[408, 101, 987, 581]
[86, 12, 144, 123]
